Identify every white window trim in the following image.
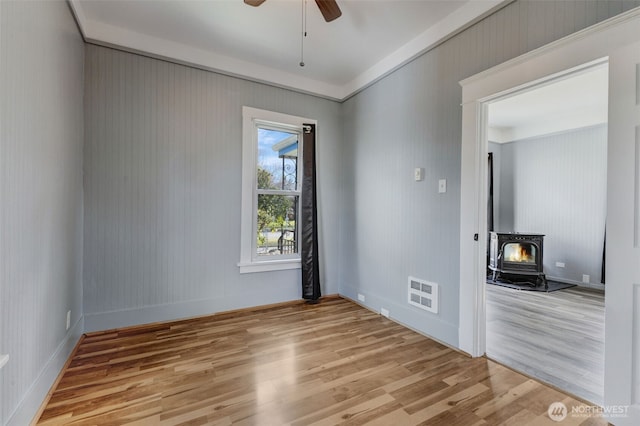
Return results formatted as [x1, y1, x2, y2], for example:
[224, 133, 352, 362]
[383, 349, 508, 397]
[239, 106, 317, 274]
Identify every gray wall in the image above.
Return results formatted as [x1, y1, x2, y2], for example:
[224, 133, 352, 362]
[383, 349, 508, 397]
[339, 0, 638, 347]
[0, 1, 84, 424]
[1, 0, 638, 423]
[495, 125, 607, 285]
[83, 45, 343, 331]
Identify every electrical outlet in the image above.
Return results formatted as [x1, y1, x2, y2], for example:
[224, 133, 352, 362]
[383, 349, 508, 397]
[556, 262, 565, 268]
[381, 308, 390, 318]
[66, 310, 71, 330]
[582, 274, 590, 283]
[357, 293, 365, 302]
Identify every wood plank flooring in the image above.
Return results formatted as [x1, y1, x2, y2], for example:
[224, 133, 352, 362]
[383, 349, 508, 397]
[486, 284, 605, 405]
[37, 297, 606, 425]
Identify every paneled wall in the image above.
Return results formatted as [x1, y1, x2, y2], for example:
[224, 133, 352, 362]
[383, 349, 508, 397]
[83, 46, 342, 330]
[496, 125, 607, 285]
[340, 0, 639, 347]
[2, 1, 639, 423]
[0, 1, 84, 424]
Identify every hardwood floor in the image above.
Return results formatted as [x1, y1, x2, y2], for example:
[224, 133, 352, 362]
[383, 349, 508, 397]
[37, 297, 605, 425]
[486, 284, 605, 405]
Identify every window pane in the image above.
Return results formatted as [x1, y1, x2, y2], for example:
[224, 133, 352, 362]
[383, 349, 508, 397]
[257, 194, 298, 256]
[257, 128, 298, 191]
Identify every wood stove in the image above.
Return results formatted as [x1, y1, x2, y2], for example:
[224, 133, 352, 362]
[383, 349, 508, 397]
[489, 232, 547, 289]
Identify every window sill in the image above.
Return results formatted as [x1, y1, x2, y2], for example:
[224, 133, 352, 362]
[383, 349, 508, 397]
[238, 259, 301, 274]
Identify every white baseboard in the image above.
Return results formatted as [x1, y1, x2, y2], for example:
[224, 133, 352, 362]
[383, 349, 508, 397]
[84, 293, 300, 333]
[7, 317, 84, 426]
[339, 284, 459, 350]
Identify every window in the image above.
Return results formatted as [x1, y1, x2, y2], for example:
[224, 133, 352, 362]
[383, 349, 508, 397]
[239, 107, 316, 273]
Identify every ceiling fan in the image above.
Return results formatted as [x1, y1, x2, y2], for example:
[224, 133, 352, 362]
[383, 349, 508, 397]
[244, 0, 342, 23]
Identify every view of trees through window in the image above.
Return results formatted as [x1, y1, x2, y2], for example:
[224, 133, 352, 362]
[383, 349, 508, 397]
[256, 127, 300, 256]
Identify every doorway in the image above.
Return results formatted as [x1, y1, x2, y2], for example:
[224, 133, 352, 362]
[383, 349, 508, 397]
[483, 65, 608, 404]
[459, 7, 640, 423]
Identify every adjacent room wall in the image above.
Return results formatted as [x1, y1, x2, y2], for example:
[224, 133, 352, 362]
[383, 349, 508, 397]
[0, 1, 84, 424]
[496, 125, 607, 285]
[82, 45, 342, 331]
[339, 0, 638, 347]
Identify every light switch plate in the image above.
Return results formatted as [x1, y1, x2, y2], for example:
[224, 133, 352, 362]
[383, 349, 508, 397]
[438, 179, 447, 193]
[414, 168, 423, 181]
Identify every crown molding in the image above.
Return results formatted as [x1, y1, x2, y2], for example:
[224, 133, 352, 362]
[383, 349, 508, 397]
[69, 0, 506, 102]
[340, 0, 507, 100]
[459, 6, 640, 95]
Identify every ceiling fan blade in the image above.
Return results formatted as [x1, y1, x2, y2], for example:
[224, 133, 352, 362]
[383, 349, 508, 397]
[244, 0, 266, 6]
[315, 0, 342, 22]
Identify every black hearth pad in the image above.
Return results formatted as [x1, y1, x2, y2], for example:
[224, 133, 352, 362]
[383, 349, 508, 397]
[487, 277, 576, 292]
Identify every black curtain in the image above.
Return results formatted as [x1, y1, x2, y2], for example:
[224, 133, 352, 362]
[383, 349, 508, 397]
[487, 153, 495, 263]
[487, 153, 494, 232]
[301, 123, 321, 301]
[601, 228, 606, 284]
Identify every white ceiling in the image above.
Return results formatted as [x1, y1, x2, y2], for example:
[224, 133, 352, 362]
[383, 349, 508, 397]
[488, 64, 609, 143]
[70, 0, 505, 100]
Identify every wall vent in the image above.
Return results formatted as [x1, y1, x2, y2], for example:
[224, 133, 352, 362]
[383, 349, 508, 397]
[408, 276, 438, 314]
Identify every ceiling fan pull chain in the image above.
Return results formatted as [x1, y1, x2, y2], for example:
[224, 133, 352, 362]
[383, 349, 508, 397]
[300, 0, 307, 67]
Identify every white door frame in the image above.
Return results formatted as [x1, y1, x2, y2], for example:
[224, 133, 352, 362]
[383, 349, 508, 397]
[460, 58, 607, 359]
[458, 8, 640, 425]
[458, 8, 640, 357]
